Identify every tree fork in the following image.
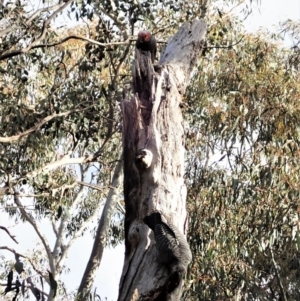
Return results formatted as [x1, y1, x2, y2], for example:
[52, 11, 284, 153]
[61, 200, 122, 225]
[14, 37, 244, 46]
[119, 20, 206, 301]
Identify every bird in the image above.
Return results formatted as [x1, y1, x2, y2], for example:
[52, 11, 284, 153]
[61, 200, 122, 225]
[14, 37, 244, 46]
[136, 30, 157, 63]
[143, 211, 192, 274]
[135, 148, 153, 169]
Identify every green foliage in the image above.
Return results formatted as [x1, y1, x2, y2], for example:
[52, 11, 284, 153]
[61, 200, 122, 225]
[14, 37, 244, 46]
[184, 15, 300, 301]
[1, 0, 281, 299]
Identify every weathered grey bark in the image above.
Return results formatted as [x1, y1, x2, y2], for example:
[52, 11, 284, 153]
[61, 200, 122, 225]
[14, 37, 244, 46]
[77, 158, 123, 301]
[119, 20, 206, 301]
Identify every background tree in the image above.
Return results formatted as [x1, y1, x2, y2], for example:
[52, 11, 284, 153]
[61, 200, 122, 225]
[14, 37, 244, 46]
[0, 0, 209, 299]
[184, 14, 300, 301]
[2, 0, 298, 300]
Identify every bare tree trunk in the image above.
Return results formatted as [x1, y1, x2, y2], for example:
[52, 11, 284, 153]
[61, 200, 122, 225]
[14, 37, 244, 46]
[118, 20, 206, 301]
[77, 158, 123, 301]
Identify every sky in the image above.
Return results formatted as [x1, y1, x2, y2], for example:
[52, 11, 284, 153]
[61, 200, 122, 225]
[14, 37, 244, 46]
[244, 0, 300, 32]
[1, 1, 300, 301]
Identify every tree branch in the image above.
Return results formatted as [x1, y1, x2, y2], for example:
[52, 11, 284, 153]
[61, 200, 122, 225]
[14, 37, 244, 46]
[0, 154, 105, 195]
[0, 226, 18, 244]
[35, 35, 134, 49]
[270, 247, 287, 301]
[0, 34, 135, 61]
[56, 204, 98, 273]
[0, 0, 73, 61]
[94, 6, 127, 40]
[77, 157, 123, 300]
[76, 180, 124, 213]
[27, 3, 63, 24]
[0, 106, 94, 143]
[25, 156, 85, 179]
[53, 173, 95, 273]
[12, 188, 55, 273]
[76, 181, 115, 191]
[5, 193, 50, 198]
[0, 246, 46, 280]
[52, 185, 85, 264]
[0, 246, 25, 257]
[28, 259, 47, 282]
[0, 3, 63, 38]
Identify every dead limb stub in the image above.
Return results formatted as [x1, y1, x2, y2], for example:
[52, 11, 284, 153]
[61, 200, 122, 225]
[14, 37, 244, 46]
[119, 19, 206, 301]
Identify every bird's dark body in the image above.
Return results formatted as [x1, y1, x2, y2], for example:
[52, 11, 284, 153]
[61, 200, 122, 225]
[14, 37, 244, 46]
[136, 31, 157, 63]
[144, 212, 192, 272]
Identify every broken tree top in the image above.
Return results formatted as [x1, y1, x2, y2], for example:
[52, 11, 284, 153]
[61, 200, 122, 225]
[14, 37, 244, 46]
[133, 19, 206, 101]
[161, 20, 206, 63]
[160, 19, 206, 87]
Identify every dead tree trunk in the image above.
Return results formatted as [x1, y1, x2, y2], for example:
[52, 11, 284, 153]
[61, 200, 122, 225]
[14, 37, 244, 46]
[119, 20, 206, 301]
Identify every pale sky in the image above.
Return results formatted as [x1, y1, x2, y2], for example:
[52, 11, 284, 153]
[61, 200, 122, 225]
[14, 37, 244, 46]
[244, 0, 300, 31]
[1, 1, 300, 301]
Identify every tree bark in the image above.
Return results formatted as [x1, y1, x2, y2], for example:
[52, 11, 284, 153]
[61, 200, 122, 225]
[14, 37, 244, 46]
[119, 19, 206, 301]
[77, 158, 123, 301]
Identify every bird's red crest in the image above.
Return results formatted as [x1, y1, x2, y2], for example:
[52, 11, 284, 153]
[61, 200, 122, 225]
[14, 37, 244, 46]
[137, 31, 151, 42]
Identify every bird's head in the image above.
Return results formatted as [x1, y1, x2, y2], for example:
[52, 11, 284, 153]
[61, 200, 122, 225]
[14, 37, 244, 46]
[143, 211, 163, 231]
[137, 31, 152, 43]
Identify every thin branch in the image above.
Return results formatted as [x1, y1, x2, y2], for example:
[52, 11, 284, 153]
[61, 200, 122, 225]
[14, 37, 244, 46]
[5, 193, 50, 198]
[33, 35, 134, 49]
[0, 154, 104, 193]
[0, 106, 93, 143]
[0, 33, 135, 61]
[222, 0, 247, 18]
[31, 285, 50, 298]
[0, 226, 18, 244]
[77, 179, 124, 213]
[0, 0, 73, 61]
[52, 182, 85, 272]
[77, 181, 115, 191]
[77, 157, 123, 299]
[2, 205, 47, 211]
[270, 247, 287, 301]
[0, 246, 25, 257]
[0, 136, 115, 197]
[25, 0, 74, 48]
[27, 3, 63, 24]
[27, 156, 90, 178]
[27, 258, 47, 282]
[13, 188, 55, 273]
[52, 184, 84, 261]
[204, 36, 245, 51]
[95, 7, 127, 39]
[0, 3, 63, 38]
[56, 205, 98, 272]
[1, 248, 49, 285]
